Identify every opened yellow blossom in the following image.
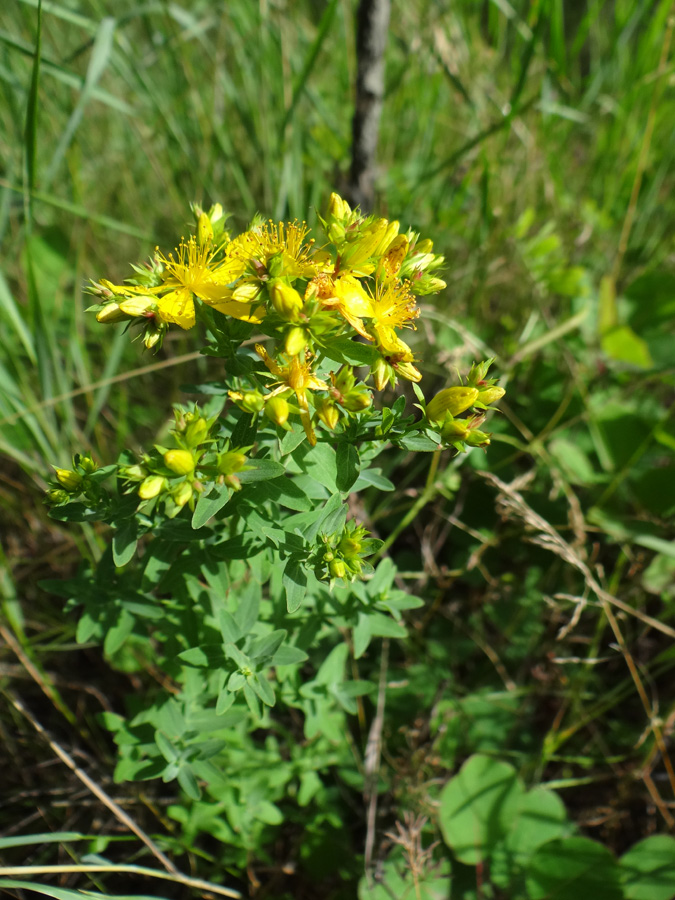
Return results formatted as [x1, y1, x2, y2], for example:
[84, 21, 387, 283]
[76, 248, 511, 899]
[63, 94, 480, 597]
[230, 221, 319, 280]
[255, 344, 328, 446]
[308, 273, 374, 333]
[151, 238, 261, 329]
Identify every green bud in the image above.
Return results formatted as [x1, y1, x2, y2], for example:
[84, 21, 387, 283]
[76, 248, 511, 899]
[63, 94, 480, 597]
[464, 429, 491, 447]
[120, 464, 146, 481]
[371, 357, 393, 391]
[54, 468, 83, 491]
[329, 558, 346, 579]
[185, 418, 209, 447]
[164, 449, 195, 475]
[173, 481, 193, 508]
[229, 389, 265, 414]
[342, 388, 372, 413]
[265, 395, 290, 427]
[314, 397, 340, 431]
[270, 281, 303, 322]
[75, 453, 98, 474]
[46, 489, 70, 505]
[477, 386, 505, 406]
[440, 417, 470, 441]
[218, 450, 248, 476]
[197, 212, 214, 247]
[284, 326, 307, 357]
[394, 360, 422, 383]
[118, 296, 157, 317]
[96, 302, 127, 324]
[334, 367, 356, 394]
[426, 387, 479, 424]
[138, 475, 165, 499]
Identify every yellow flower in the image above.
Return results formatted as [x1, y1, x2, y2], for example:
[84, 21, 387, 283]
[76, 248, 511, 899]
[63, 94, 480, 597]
[255, 344, 328, 446]
[230, 220, 318, 280]
[153, 238, 260, 329]
[309, 273, 374, 334]
[370, 280, 419, 338]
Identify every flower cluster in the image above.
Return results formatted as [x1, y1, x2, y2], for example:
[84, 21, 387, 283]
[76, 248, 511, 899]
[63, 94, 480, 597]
[117, 406, 250, 518]
[88, 193, 452, 446]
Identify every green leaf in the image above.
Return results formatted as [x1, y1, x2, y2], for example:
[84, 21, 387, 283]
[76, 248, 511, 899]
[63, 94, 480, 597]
[272, 644, 309, 666]
[154, 730, 179, 763]
[176, 764, 201, 800]
[336, 442, 360, 492]
[103, 608, 135, 656]
[237, 458, 286, 483]
[526, 837, 622, 900]
[397, 432, 442, 452]
[283, 559, 307, 613]
[507, 786, 570, 857]
[218, 609, 242, 644]
[620, 835, 675, 900]
[438, 754, 524, 864]
[191, 483, 230, 528]
[249, 629, 286, 660]
[602, 325, 653, 369]
[249, 672, 276, 706]
[112, 519, 138, 567]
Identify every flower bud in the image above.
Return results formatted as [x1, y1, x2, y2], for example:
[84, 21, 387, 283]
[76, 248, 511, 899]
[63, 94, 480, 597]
[185, 418, 209, 447]
[46, 489, 70, 505]
[118, 296, 157, 317]
[121, 464, 146, 481]
[96, 303, 127, 324]
[334, 367, 356, 394]
[197, 212, 214, 247]
[394, 361, 422, 383]
[314, 398, 340, 431]
[371, 357, 393, 392]
[342, 389, 372, 413]
[270, 282, 303, 322]
[173, 481, 193, 508]
[265, 395, 290, 427]
[329, 558, 346, 579]
[328, 192, 351, 222]
[440, 418, 470, 442]
[328, 222, 346, 244]
[164, 449, 195, 475]
[415, 238, 433, 255]
[54, 468, 83, 491]
[229, 389, 265, 415]
[284, 326, 307, 357]
[218, 450, 248, 476]
[426, 387, 479, 424]
[138, 475, 165, 499]
[338, 535, 361, 557]
[477, 386, 505, 406]
[75, 453, 98, 474]
[465, 429, 491, 448]
[143, 324, 164, 350]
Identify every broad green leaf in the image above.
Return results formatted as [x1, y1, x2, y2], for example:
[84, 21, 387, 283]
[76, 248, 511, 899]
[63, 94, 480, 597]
[526, 837, 622, 900]
[283, 558, 307, 612]
[602, 325, 653, 369]
[191, 483, 230, 528]
[507, 786, 570, 856]
[237, 458, 286, 483]
[336, 442, 360, 492]
[620, 835, 675, 900]
[112, 519, 138, 567]
[438, 754, 523, 864]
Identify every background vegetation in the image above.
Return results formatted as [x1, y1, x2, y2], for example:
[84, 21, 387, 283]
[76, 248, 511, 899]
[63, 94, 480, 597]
[1, 0, 674, 897]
